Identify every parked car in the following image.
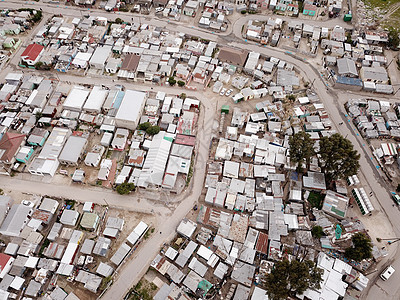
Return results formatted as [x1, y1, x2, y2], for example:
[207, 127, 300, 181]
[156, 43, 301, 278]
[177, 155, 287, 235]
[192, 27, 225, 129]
[226, 89, 233, 96]
[0, 54, 6, 61]
[391, 192, 400, 205]
[220, 88, 227, 96]
[22, 200, 34, 207]
[380, 266, 395, 281]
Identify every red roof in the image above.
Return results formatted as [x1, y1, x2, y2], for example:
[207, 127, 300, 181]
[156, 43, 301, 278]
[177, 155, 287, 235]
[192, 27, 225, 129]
[0, 132, 25, 163]
[175, 134, 196, 146]
[255, 232, 269, 255]
[21, 43, 44, 61]
[0, 253, 12, 272]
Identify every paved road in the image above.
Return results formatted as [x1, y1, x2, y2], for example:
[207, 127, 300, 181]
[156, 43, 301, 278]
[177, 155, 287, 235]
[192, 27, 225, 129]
[2, 1, 400, 299]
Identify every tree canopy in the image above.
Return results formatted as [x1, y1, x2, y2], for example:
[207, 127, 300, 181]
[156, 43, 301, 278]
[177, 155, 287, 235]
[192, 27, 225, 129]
[388, 27, 400, 49]
[137, 122, 151, 131]
[345, 233, 372, 262]
[264, 259, 323, 300]
[318, 133, 360, 181]
[311, 226, 324, 239]
[289, 131, 315, 172]
[146, 125, 160, 136]
[116, 182, 135, 195]
[168, 77, 176, 86]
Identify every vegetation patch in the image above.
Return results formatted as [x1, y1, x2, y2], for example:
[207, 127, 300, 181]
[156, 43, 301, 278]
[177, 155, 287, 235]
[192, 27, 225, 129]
[116, 182, 135, 195]
[129, 279, 158, 300]
[308, 192, 324, 209]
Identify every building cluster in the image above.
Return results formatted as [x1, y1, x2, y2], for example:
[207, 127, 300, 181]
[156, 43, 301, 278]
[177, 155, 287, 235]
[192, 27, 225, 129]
[0, 194, 149, 298]
[213, 47, 301, 102]
[26, 15, 236, 85]
[0, 71, 199, 190]
[146, 94, 386, 299]
[245, 18, 393, 94]
[346, 99, 400, 178]
[0, 9, 38, 55]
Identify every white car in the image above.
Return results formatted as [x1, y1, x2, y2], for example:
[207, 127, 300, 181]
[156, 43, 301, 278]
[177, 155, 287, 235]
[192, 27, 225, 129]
[226, 89, 233, 96]
[0, 54, 6, 61]
[220, 88, 227, 96]
[22, 200, 34, 207]
[380, 266, 395, 281]
[155, 7, 164, 13]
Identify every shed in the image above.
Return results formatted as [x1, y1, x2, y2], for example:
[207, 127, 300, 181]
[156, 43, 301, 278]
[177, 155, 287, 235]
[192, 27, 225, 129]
[60, 210, 79, 226]
[80, 212, 99, 231]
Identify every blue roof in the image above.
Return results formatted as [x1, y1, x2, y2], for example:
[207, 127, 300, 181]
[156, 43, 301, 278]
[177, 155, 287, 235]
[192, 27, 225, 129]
[111, 90, 125, 110]
[336, 76, 362, 86]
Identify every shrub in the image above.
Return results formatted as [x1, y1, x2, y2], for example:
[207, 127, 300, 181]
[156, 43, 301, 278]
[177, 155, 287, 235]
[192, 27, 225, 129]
[137, 122, 151, 131]
[115, 18, 124, 24]
[241, 10, 247, 14]
[116, 182, 135, 195]
[177, 80, 185, 87]
[168, 77, 176, 86]
[311, 226, 324, 239]
[146, 125, 160, 135]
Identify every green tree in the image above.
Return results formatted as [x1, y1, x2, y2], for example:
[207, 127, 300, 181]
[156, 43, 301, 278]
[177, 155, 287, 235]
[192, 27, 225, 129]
[311, 225, 324, 239]
[264, 259, 323, 300]
[346, 32, 353, 44]
[35, 111, 42, 121]
[115, 18, 124, 24]
[31, 11, 42, 23]
[318, 133, 360, 181]
[168, 77, 176, 86]
[287, 94, 296, 101]
[116, 182, 135, 195]
[34, 61, 43, 70]
[180, 93, 187, 100]
[177, 80, 185, 87]
[388, 27, 400, 49]
[289, 131, 315, 172]
[137, 122, 151, 131]
[345, 233, 373, 262]
[146, 125, 160, 135]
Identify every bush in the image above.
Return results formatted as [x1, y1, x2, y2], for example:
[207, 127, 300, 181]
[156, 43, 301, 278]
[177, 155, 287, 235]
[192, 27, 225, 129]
[138, 122, 151, 131]
[241, 10, 247, 14]
[311, 226, 324, 239]
[287, 94, 296, 101]
[146, 125, 160, 136]
[116, 182, 135, 195]
[115, 18, 124, 24]
[177, 80, 185, 87]
[168, 77, 176, 86]
[345, 233, 372, 262]
[308, 191, 324, 209]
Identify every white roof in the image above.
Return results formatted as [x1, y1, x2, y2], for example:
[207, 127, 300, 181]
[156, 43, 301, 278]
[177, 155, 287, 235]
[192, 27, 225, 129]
[197, 245, 213, 260]
[63, 86, 90, 111]
[61, 243, 79, 264]
[83, 202, 93, 212]
[90, 45, 112, 66]
[138, 132, 172, 187]
[10, 276, 25, 290]
[165, 247, 178, 260]
[25, 256, 39, 268]
[115, 90, 146, 124]
[127, 221, 148, 245]
[83, 86, 109, 112]
[251, 286, 269, 300]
